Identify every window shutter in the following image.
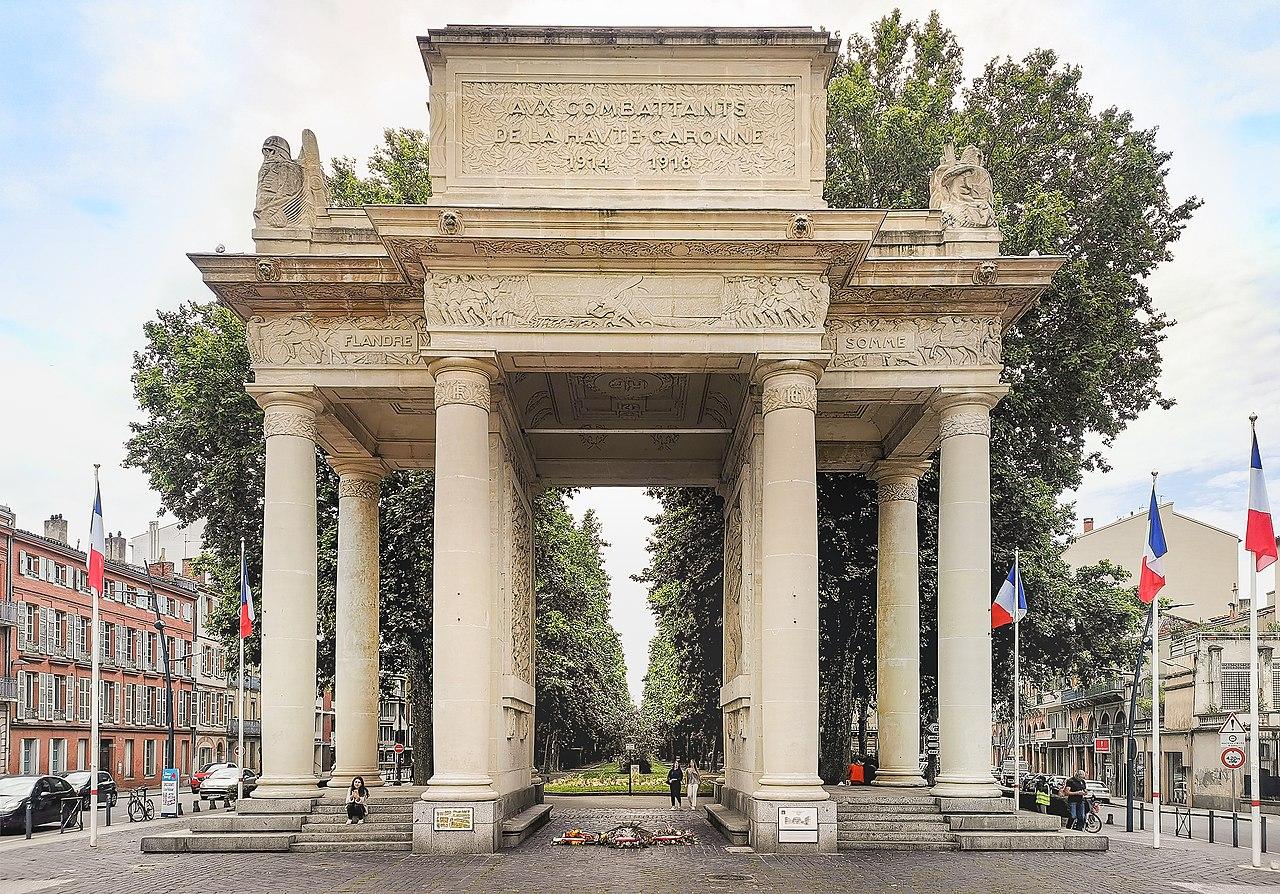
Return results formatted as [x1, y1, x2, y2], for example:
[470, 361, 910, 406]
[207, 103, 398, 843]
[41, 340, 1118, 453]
[18, 550, 27, 576]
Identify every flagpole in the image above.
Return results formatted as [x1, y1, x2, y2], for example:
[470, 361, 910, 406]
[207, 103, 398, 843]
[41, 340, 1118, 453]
[238, 538, 247, 804]
[89, 465, 101, 849]
[1248, 415, 1262, 869]
[1150, 471, 1161, 849]
[1013, 548, 1021, 814]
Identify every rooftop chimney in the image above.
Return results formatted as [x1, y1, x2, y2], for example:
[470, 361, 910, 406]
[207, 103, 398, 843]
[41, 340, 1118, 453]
[0, 504, 14, 528]
[105, 531, 127, 563]
[148, 561, 175, 579]
[44, 513, 69, 545]
[1082, 517, 1094, 534]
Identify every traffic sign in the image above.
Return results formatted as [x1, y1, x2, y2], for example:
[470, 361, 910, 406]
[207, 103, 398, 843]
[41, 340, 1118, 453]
[1093, 738, 1110, 753]
[1221, 746, 1246, 770]
[394, 742, 405, 754]
[1220, 712, 1249, 748]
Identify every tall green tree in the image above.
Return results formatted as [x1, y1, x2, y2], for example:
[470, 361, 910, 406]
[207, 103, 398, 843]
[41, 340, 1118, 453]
[635, 487, 724, 765]
[533, 494, 634, 770]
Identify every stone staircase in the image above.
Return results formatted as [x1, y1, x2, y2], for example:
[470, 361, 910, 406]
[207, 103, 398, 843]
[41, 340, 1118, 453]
[291, 791, 418, 852]
[832, 789, 957, 851]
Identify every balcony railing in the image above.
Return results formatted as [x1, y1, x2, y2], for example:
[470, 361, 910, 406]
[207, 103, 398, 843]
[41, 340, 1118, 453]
[0, 601, 18, 626]
[227, 718, 262, 736]
[1033, 726, 1068, 744]
[0, 678, 17, 702]
[18, 634, 40, 654]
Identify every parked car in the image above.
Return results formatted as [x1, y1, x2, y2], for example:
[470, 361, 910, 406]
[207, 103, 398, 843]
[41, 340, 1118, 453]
[1084, 779, 1112, 803]
[60, 770, 118, 807]
[191, 762, 233, 794]
[0, 775, 78, 833]
[1046, 775, 1067, 794]
[199, 766, 257, 801]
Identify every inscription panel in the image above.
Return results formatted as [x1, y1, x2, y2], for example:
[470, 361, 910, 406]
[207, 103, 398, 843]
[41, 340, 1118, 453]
[457, 80, 798, 183]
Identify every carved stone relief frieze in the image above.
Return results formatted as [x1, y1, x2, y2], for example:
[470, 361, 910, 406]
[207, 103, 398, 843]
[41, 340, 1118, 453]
[723, 500, 743, 681]
[263, 406, 317, 441]
[246, 314, 429, 366]
[824, 316, 1001, 369]
[424, 273, 829, 331]
[457, 81, 797, 181]
[939, 412, 991, 440]
[510, 482, 534, 686]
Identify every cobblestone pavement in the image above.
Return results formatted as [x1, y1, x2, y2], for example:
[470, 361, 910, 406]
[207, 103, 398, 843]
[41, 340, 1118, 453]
[2, 806, 1280, 893]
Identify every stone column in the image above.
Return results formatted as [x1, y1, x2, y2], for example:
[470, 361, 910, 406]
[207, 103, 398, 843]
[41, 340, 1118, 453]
[751, 361, 833, 851]
[254, 391, 325, 800]
[422, 359, 498, 816]
[869, 460, 931, 788]
[933, 392, 1003, 799]
[328, 457, 385, 791]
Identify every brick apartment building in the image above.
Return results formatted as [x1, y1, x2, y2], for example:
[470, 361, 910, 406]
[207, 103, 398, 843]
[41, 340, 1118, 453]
[0, 509, 203, 786]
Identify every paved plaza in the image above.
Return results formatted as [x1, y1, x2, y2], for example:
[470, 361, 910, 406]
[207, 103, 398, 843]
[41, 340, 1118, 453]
[3, 805, 1280, 894]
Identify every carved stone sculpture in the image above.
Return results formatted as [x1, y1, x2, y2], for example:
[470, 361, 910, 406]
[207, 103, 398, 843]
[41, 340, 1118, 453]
[253, 130, 331, 230]
[929, 144, 996, 229]
[245, 314, 428, 366]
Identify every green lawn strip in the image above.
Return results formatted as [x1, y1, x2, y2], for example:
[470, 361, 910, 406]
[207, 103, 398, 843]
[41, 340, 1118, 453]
[545, 761, 684, 794]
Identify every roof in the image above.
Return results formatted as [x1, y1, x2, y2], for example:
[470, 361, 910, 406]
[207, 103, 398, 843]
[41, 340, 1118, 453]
[1073, 501, 1240, 545]
[422, 24, 838, 47]
[11, 527, 200, 595]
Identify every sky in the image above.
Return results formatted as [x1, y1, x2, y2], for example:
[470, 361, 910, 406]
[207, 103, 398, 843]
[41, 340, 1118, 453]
[1, 1, 1278, 704]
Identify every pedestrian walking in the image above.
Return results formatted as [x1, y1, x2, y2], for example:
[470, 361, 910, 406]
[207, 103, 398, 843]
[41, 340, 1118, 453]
[1035, 777, 1051, 814]
[1063, 771, 1087, 830]
[667, 760, 684, 809]
[686, 760, 702, 811]
[346, 776, 370, 824]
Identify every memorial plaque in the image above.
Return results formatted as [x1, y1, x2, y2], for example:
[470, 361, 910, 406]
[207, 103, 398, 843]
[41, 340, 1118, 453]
[457, 80, 798, 183]
[433, 807, 475, 831]
[778, 806, 819, 843]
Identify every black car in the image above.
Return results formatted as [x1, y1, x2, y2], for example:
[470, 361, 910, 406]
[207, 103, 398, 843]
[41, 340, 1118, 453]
[0, 775, 78, 833]
[60, 770, 118, 807]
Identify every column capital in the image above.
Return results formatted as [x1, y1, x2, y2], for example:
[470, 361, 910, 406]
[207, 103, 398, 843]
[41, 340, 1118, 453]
[328, 456, 387, 497]
[256, 390, 325, 441]
[756, 360, 822, 416]
[429, 357, 499, 411]
[868, 459, 933, 485]
[932, 388, 1006, 415]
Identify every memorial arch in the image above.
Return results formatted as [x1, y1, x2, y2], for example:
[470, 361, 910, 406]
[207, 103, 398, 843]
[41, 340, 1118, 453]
[190, 26, 1061, 853]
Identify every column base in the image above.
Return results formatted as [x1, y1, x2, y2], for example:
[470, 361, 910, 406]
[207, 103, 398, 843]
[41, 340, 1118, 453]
[252, 774, 324, 800]
[872, 769, 929, 788]
[748, 794, 836, 853]
[753, 775, 829, 803]
[421, 773, 499, 803]
[327, 767, 384, 790]
[413, 798, 501, 854]
[931, 776, 1004, 799]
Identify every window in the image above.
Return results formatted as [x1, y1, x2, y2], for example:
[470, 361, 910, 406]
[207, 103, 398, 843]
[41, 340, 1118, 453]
[1223, 663, 1250, 712]
[50, 739, 66, 774]
[21, 551, 39, 577]
[78, 678, 91, 722]
[53, 563, 68, 587]
[21, 739, 39, 775]
[144, 739, 156, 777]
[125, 740, 135, 778]
[21, 603, 38, 650]
[76, 739, 88, 771]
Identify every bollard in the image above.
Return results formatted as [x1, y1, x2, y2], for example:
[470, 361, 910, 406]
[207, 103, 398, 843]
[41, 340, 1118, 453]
[192, 799, 200, 813]
[1209, 809, 1214, 843]
[1233, 811, 1239, 847]
[105, 801, 111, 827]
[1264, 816, 1268, 854]
[25, 799, 33, 839]
[1140, 801, 1145, 831]
[1106, 814, 1114, 826]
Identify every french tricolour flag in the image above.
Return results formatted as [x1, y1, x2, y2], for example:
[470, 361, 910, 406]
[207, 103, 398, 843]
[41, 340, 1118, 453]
[991, 560, 1027, 628]
[1138, 485, 1168, 604]
[1246, 428, 1278, 572]
[239, 550, 256, 638]
[87, 482, 105, 596]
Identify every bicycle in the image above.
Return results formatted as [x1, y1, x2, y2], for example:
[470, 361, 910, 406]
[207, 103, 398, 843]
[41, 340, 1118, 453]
[127, 787, 155, 823]
[1083, 796, 1102, 834]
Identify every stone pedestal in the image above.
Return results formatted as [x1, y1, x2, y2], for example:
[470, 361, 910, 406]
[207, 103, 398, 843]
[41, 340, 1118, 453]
[413, 799, 501, 854]
[254, 391, 325, 800]
[748, 796, 837, 853]
[932, 392, 1003, 799]
[869, 461, 931, 788]
[328, 458, 385, 790]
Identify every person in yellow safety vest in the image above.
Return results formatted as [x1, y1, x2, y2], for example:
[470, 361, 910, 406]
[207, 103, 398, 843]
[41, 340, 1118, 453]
[1034, 778, 1051, 813]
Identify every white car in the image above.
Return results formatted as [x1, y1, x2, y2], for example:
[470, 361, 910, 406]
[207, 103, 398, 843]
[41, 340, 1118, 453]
[1084, 779, 1112, 803]
[199, 765, 257, 800]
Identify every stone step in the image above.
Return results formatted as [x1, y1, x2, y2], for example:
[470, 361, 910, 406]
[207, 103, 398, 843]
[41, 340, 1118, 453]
[836, 811, 946, 823]
[311, 806, 415, 817]
[293, 830, 412, 843]
[837, 831, 956, 844]
[142, 831, 294, 853]
[190, 814, 305, 833]
[839, 820, 951, 833]
[831, 793, 937, 805]
[838, 840, 958, 851]
[291, 841, 412, 853]
[301, 821, 414, 834]
[837, 803, 941, 815]
[305, 813, 413, 825]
